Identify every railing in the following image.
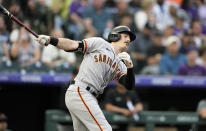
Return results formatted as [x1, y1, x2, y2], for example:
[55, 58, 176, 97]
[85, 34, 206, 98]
[1, 73, 206, 88]
[45, 110, 206, 131]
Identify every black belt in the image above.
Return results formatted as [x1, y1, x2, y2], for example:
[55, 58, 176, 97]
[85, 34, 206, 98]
[70, 80, 98, 97]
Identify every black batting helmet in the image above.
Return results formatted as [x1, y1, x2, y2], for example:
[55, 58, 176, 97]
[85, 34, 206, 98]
[108, 26, 136, 42]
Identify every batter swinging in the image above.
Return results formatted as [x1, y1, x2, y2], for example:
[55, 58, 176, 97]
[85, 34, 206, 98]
[35, 26, 136, 131]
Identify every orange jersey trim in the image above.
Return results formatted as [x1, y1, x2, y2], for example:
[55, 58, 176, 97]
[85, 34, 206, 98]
[83, 40, 87, 54]
[118, 72, 127, 79]
[77, 87, 103, 131]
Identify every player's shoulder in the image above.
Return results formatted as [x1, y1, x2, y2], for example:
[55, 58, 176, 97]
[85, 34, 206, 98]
[84, 37, 110, 45]
[84, 37, 108, 42]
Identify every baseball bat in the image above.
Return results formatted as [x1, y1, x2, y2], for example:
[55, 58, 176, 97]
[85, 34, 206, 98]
[0, 4, 38, 38]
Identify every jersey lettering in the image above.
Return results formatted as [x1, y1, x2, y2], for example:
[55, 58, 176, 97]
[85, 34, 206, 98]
[103, 55, 106, 63]
[109, 59, 112, 67]
[94, 55, 98, 62]
[112, 62, 116, 69]
[99, 54, 102, 62]
[94, 54, 121, 74]
[106, 57, 110, 64]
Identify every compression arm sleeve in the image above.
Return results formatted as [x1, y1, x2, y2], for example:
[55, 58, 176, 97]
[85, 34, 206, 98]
[65, 41, 84, 53]
[118, 68, 135, 90]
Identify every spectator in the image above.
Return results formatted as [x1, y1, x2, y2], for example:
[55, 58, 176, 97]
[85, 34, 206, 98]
[50, 0, 73, 29]
[44, 0, 52, 7]
[5, 1, 23, 32]
[134, 0, 155, 31]
[162, 25, 174, 46]
[82, 0, 113, 37]
[24, 0, 54, 34]
[9, 20, 38, 51]
[104, 11, 134, 40]
[173, 10, 188, 36]
[196, 99, 206, 130]
[191, 20, 205, 48]
[178, 46, 206, 76]
[141, 30, 165, 75]
[197, 99, 206, 119]
[10, 27, 40, 67]
[0, 113, 12, 131]
[196, 46, 206, 68]
[104, 0, 115, 7]
[179, 30, 195, 54]
[68, 0, 89, 40]
[146, 30, 165, 59]
[104, 80, 143, 131]
[197, 0, 206, 34]
[24, 0, 39, 31]
[113, 0, 131, 26]
[129, 0, 141, 14]
[152, 0, 179, 31]
[41, 29, 76, 68]
[119, 12, 133, 28]
[181, 0, 198, 20]
[129, 22, 154, 73]
[159, 35, 187, 75]
[51, 0, 73, 20]
[36, 0, 54, 34]
[168, 3, 178, 20]
[0, 16, 10, 62]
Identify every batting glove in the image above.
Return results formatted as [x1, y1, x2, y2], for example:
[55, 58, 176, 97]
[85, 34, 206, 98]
[118, 52, 133, 68]
[35, 35, 50, 46]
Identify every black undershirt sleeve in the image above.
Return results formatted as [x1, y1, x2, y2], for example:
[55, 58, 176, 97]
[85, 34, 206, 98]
[118, 68, 135, 90]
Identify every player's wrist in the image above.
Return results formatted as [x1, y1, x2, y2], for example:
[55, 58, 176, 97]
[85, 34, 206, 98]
[127, 62, 133, 68]
[50, 37, 59, 46]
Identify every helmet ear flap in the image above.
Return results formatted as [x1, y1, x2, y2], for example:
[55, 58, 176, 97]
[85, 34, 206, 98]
[108, 31, 121, 42]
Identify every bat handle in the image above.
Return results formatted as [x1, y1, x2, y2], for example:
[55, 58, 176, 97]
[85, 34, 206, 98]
[25, 26, 39, 38]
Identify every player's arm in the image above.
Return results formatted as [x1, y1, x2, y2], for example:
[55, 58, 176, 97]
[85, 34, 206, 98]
[132, 103, 143, 114]
[105, 103, 132, 116]
[118, 52, 135, 90]
[56, 38, 79, 51]
[35, 35, 82, 52]
[118, 68, 135, 90]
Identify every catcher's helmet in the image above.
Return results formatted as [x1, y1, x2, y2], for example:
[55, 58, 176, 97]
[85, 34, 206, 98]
[108, 26, 136, 42]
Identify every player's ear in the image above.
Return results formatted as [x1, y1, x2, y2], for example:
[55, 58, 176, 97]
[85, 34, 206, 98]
[108, 31, 121, 42]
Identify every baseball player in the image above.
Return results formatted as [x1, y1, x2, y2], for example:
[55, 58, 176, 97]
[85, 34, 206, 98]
[35, 26, 136, 131]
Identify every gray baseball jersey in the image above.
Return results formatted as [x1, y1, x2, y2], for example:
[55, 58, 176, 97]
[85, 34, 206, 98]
[74, 37, 127, 94]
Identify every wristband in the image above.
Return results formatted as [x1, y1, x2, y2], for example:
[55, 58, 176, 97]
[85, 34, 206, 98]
[50, 37, 59, 46]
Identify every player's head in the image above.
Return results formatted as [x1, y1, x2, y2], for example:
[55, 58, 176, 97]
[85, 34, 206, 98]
[108, 26, 136, 43]
[108, 26, 136, 51]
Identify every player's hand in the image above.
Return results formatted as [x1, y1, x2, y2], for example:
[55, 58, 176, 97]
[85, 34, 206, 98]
[35, 35, 50, 46]
[121, 109, 132, 117]
[118, 52, 133, 68]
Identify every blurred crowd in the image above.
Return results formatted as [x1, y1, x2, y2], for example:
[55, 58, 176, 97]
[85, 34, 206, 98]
[1, 0, 206, 75]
